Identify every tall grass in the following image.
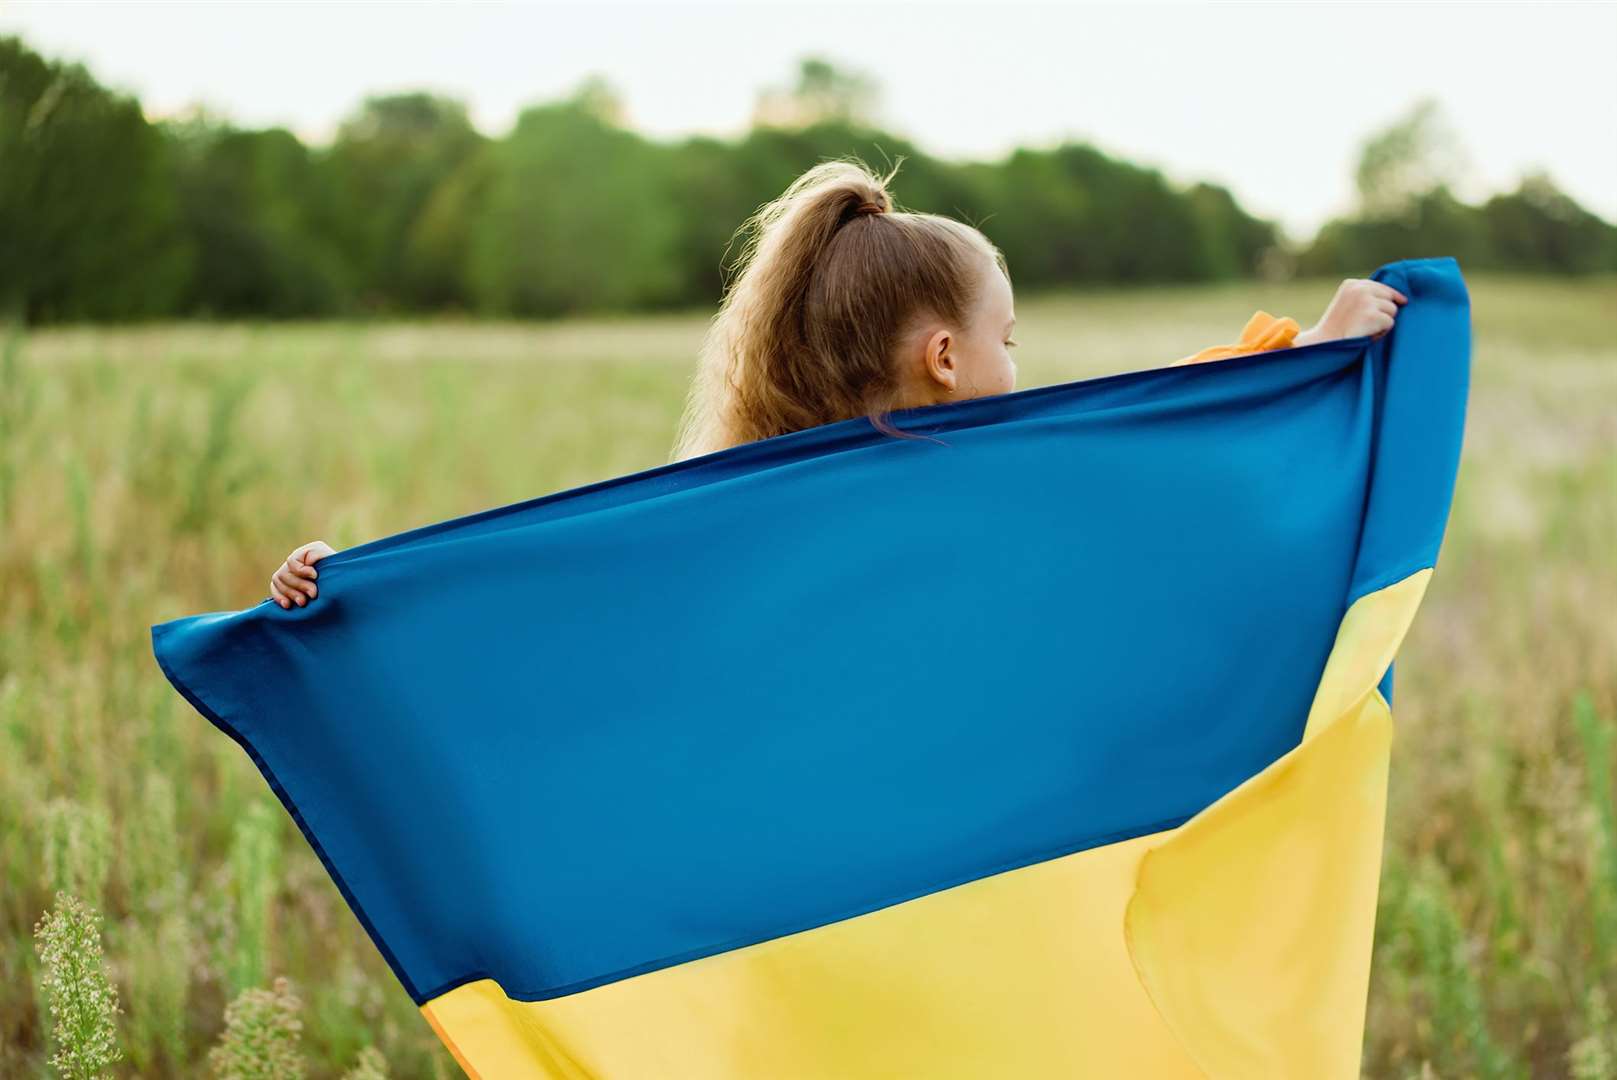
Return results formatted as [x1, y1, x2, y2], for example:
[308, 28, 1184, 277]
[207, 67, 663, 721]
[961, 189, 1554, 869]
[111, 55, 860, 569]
[208, 976, 305, 1080]
[33, 891, 124, 1079]
[0, 273, 1612, 1075]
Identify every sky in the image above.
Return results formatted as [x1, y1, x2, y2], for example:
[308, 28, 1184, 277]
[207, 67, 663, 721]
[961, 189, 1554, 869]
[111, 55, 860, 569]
[3, 0, 1613, 242]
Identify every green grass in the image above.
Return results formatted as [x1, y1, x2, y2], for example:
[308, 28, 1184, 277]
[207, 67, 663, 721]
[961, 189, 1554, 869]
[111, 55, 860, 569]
[2, 271, 1614, 1077]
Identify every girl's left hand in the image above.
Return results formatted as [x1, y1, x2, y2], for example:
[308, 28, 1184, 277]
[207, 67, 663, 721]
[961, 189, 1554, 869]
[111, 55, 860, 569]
[1296, 279, 1408, 346]
[270, 540, 336, 609]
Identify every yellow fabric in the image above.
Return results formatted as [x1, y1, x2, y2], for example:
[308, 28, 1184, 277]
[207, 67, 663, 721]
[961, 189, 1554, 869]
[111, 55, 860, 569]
[1125, 568, 1429, 1078]
[422, 830, 1202, 1078]
[1174, 311, 1301, 366]
[421, 569, 1433, 1079]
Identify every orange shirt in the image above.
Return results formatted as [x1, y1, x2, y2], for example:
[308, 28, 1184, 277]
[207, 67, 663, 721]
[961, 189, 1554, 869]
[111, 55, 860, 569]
[1173, 311, 1301, 366]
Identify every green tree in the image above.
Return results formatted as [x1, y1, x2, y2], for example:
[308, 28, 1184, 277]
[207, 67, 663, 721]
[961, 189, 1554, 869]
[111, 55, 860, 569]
[973, 142, 1210, 285]
[163, 114, 354, 315]
[469, 84, 682, 315]
[753, 57, 881, 129]
[405, 146, 495, 312]
[1184, 181, 1285, 280]
[327, 92, 486, 310]
[1482, 170, 1617, 273]
[1353, 96, 1471, 223]
[0, 36, 189, 320]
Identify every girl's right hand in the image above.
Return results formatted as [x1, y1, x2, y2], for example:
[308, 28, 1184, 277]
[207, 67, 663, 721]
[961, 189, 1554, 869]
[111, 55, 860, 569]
[1297, 278, 1408, 346]
[270, 540, 336, 609]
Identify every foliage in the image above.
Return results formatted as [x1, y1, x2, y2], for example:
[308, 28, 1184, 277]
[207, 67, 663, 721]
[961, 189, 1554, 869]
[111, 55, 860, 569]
[1353, 96, 1472, 223]
[40, 799, 112, 911]
[469, 95, 684, 315]
[0, 37, 190, 321]
[1568, 986, 1616, 1080]
[340, 1045, 390, 1080]
[208, 976, 306, 1080]
[161, 114, 355, 317]
[327, 93, 487, 311]
[228, 800, 284, 996]
[32, 891, 124, 1080]
[3, 35, 1610, 325]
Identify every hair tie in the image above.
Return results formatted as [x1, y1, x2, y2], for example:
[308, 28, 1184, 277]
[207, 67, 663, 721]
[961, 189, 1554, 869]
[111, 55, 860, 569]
[854, 201, 884, 216]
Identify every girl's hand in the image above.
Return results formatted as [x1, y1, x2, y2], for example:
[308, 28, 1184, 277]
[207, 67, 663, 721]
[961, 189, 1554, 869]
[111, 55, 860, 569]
[270, 540, 336, 609]
[1295, 279, 1408, 346]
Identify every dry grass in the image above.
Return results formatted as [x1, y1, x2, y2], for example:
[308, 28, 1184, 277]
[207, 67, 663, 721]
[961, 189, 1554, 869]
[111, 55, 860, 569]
[2, 270, 1613, 1077]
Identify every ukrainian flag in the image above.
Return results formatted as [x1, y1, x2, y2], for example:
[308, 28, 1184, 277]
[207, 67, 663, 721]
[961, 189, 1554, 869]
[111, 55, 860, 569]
[153, 255, 1470, 1078]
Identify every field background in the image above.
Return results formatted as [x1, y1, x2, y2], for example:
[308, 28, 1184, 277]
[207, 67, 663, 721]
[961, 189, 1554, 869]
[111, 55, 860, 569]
[2, 270, 1614, 1077]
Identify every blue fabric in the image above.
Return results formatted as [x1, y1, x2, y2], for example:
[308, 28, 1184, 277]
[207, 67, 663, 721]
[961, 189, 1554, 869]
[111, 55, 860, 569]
[152, 256, 1470, 1006]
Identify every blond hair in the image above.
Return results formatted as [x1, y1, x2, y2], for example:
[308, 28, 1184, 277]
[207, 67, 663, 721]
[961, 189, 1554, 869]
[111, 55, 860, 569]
[670, 159, 1007, 461]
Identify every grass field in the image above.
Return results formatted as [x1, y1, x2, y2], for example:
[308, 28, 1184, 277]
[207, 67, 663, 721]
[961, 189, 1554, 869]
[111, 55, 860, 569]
[2, 271, 1614, 1078]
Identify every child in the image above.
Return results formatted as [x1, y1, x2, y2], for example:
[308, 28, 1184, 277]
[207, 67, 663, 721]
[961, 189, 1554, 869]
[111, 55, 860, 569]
[267, 161, 1406, 609]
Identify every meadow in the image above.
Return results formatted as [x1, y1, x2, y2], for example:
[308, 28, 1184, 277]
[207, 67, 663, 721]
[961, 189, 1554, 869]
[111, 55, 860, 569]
[1, 270, 1613, 1078]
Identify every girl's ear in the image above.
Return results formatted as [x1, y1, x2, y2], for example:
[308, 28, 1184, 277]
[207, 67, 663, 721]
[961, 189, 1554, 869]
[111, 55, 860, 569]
[925, 328, 957, 392]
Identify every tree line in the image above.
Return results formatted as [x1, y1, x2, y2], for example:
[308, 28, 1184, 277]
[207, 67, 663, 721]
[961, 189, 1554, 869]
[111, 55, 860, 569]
[2, 39, 1612, 323]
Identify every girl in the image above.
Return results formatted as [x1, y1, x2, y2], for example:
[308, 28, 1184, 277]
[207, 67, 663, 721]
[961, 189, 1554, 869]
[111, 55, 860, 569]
[268, 160, 1406, 608]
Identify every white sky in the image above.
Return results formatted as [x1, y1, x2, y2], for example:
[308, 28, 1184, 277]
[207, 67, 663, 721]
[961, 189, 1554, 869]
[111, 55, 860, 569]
[4, 0, 1613, 242]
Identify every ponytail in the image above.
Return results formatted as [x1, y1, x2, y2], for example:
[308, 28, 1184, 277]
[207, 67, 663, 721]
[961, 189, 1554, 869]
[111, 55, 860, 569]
[671, 159, 1005, 461]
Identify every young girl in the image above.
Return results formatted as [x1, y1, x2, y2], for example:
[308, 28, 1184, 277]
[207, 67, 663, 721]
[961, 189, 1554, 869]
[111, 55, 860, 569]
[268, 160, 1407, 608]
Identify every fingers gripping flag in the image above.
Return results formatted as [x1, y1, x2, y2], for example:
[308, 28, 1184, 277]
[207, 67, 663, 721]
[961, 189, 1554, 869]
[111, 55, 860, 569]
[153, 257, 1471, 1078]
